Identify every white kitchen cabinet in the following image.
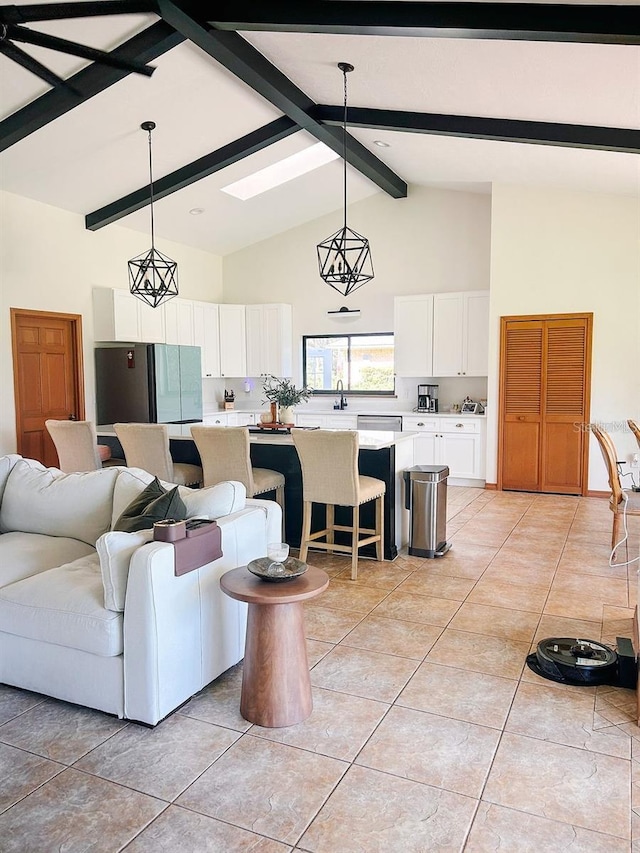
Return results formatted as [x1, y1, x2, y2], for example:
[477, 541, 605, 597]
[138, 300, 165, 343]
[193, 301, 221, 378]
[394, 295, 433, 377]
[93, 287, 141, 342]
[403, 415, 485, 480]
[202, 413, 229, 427]
[246, 303, 292, 378]
[219, 304, 246, 378]
[432, 290, 489, 377]
[164, 298, 195, 346]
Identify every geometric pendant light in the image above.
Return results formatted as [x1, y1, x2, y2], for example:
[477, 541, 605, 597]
[128, 121, 178, 309]
[317, 62, 374, 297]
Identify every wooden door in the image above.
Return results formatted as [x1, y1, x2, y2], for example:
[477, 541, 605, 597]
[498, 313, 592, 495]
[11, 309, 85, 467]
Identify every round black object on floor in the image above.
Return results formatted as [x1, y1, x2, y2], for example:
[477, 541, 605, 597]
[527, 637, 618, 686]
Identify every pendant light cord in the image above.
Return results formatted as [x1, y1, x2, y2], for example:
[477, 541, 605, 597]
[342, 66, 348, 230]
[147, 126, 155, 251]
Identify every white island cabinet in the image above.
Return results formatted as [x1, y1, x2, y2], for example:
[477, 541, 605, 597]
[403, 415, 485, 484]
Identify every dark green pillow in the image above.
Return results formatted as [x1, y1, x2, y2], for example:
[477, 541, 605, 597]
[114, 477, 187, 533]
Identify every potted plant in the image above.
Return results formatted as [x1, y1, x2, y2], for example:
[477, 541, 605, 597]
[262, 375, 313, 424]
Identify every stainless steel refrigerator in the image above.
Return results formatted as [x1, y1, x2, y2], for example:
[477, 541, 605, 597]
[95, 344, 202, 425]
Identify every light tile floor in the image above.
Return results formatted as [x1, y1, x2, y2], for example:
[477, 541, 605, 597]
[1, 487, 639, 851]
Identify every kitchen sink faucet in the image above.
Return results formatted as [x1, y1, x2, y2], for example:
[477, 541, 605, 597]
[336, 379, 347, 410]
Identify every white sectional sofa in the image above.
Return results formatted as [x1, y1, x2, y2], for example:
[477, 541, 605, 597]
[0, 455, 280, 725]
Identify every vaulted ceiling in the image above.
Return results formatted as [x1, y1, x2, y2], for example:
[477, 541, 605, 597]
[1, 1, 638, 255]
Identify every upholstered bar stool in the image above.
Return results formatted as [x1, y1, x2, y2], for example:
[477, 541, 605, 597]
[114, 423, 202, 487]
[292, 428, 385, 580]
[190, 426, 285, 524]
[45, 419, 124, 472]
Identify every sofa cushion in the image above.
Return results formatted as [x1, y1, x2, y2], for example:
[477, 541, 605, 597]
[113, 477, 186, 533]
[0, 532, 96, 588]
[0, 459, 119, 546]
[111, 468, 245, 529]
[0, 454, 22, 506]
[0, 554, 123, 657]
[96, 529, 154, 612]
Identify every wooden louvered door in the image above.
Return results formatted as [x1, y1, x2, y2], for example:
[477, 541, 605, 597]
[498, 313, 592, 495]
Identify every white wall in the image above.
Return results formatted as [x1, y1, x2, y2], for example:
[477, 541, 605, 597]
[0, 190, 223, 455]
[223, 185, 491, 411]
[487, 183, 640, 492]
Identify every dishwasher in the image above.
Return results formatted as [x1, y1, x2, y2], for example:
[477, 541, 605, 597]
[356, 414, 403, 432]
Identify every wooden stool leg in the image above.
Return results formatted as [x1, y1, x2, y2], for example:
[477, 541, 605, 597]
[612, 512, 622, 562]
[275, 484, 285, 539]
[375, 495, 384, 562]
[326, 504, 334, 553]
[300, 500, 312, 563]
[351, 504, 360, 580]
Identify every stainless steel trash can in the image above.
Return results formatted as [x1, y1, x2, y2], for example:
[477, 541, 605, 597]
[403, 465, 451, 558]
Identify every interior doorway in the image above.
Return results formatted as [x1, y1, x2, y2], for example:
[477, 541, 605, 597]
[498, 312, 593, 496]
[11, 308, 85, 467]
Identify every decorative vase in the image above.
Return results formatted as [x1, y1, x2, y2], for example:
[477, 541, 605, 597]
[269, 402, 278, 423]
[260, 411, 273, 424]
[279, 406, 294, 424]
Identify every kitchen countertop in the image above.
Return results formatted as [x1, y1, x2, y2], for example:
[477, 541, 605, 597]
[204, 407, 485, 418]
[97, 427, 416, 451]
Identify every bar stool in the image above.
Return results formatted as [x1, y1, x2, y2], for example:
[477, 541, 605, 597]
[292, 428, 385, 580]
[114, 423, 202, 487]
[190, 426, 285, 522]
[45, 419, 124, 472]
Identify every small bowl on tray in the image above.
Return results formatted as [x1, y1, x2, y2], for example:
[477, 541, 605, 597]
[247, 556, 307, 583]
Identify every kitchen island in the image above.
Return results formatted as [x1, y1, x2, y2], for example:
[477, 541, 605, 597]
[97, 428, 416, 560]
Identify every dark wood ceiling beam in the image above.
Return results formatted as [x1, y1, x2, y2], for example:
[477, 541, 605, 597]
[157, 0, 407, 198]
[85, 116, 300, 230]
[316, 106, 640, 154]
[0, 21, 183, 152]
[206, 1, 640, 46]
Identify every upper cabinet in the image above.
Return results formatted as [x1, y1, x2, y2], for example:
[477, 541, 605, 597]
[218, 304, 247, 378]
[93, 289, 292, 380]
[432, 290, 489, 376]
[192, 301, 221, 378]
[394, 295, 433, 377]
[164, 298, 194, 346]
[93, 287, 143, 342]
[246, 304, 293, 378]
[394, 289, 489, 377]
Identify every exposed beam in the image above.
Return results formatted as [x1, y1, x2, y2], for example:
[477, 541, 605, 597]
[86, 116, 299, 230]
[157, 0, 407, 198]
[316, 106, 640, 155]
[0, 2, 159, 25]
[207, 1, 640, 46]
[0, 21, 183, 152]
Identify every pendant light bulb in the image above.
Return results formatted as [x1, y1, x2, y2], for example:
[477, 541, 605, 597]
[128, 121, 178, 309]
[317, 62, 374, 297]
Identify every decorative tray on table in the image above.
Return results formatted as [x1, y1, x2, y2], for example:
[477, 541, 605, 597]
[255, 422, 294, 430]
[247, 556, 307, 583]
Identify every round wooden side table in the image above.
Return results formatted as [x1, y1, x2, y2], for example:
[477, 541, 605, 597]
[220, 565, 329, 727]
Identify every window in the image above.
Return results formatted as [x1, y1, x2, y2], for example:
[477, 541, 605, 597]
[303, 333, 395, 395]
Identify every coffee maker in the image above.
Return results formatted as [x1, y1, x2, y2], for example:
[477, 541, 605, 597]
[417, 384, 438, 413]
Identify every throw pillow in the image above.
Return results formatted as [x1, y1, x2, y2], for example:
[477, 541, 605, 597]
[113, 477, 187, 532]
[181, 480, 246, 520]
[96, 529, 154, 611]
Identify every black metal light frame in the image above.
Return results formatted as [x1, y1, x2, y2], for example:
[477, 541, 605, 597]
[128, 121, 178, 309]
[317, 62, 374, 297]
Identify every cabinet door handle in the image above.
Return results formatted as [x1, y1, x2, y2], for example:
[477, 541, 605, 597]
[417, 422, 425, 427]
[518, 416, 525, 421]
[456, 423, 463, 428]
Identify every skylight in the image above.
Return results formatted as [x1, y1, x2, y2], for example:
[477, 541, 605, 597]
[220, 142, 340, 200]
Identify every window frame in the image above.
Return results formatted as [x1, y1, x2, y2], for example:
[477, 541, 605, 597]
[302, 332, 395, 397]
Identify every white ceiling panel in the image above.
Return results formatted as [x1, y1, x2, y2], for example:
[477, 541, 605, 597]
[243, 31, 640, 129]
